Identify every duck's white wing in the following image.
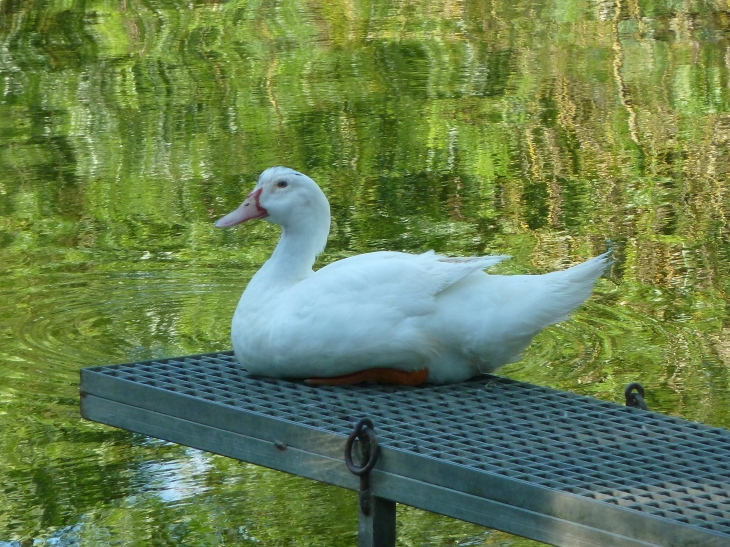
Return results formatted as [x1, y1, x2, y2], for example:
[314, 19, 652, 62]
[308, 251, 509, 315]
[258, 251, 509, 376]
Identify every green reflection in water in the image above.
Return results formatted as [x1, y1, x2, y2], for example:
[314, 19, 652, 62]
[0, 0, 729, 545]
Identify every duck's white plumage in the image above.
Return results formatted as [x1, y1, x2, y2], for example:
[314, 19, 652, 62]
[216, 166, 610, 384]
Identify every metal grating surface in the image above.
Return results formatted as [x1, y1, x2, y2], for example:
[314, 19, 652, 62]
[84, 351, 730, 541]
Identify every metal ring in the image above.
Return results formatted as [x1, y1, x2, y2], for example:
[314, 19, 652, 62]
[625, 382, 648, 410]
[344, 418, 380, 476]
[632, 392, 648, 411]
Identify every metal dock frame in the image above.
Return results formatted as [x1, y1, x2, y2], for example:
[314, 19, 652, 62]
[80, 352, 730, 547]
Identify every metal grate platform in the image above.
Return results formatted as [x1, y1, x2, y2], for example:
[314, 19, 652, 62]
[80, 352, 730, 547]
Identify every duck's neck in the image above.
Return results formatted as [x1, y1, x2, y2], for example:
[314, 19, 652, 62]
[248, 213, 330, 292]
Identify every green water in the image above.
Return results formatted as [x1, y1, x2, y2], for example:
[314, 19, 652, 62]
[1, 0, 729, 545]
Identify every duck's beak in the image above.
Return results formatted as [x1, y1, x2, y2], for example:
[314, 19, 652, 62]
[215, 188, 268, 228]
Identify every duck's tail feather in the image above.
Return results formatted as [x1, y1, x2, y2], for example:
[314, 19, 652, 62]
[552, 250, 612, 282]
[426, 252, 611, 376]
[537, 251, 612, 324]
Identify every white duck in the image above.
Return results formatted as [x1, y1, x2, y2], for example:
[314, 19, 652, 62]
[216, 167, 610, 385]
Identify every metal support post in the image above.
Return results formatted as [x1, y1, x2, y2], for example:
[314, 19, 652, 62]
[346, 418, 396, 547]
[358, 495, 396, 547]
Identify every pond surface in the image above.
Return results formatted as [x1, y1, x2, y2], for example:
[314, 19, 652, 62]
[1, 0, 729, 545]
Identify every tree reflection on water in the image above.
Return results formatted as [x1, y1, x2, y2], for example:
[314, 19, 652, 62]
[0, 0, 728, 545]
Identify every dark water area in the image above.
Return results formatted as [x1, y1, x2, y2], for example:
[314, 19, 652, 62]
[1, 0, 729, 545]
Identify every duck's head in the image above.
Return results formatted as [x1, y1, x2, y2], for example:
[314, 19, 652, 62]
[215, 167, 330, 231]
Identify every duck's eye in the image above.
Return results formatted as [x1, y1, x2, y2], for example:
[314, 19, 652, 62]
[276, 180, 288, 188]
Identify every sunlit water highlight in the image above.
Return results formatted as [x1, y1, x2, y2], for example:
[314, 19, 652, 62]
[1, 0, 729, 545]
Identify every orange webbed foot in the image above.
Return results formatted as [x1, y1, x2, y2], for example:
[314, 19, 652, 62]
[305, 367, 428, 386]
